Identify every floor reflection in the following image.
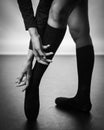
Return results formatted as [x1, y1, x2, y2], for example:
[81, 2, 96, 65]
[55, 106, 93, 130]
[23, 121, 39, 130]
[0, 56, 104, 130]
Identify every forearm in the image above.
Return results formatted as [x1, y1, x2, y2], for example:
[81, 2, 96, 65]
[28, 27, 41, 51]
[28, 27, 40, 50]
[29, 27, 40, 37]
[17, 0, 37, 30]
[27, 49, 34, 63]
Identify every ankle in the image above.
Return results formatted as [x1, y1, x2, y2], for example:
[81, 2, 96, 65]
[75, 94, 91, 104]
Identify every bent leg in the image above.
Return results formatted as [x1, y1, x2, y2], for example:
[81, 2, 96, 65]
[25, 0, 69, 121]
[26, 25, 66, 121]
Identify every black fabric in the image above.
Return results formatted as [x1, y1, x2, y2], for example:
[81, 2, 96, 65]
[29, 24, 66, 96]
[17, 0, 53, 30]
[30, 24, 66, 88]
[17, 0, 37, 30]
[25, 25, 66, 120]
[55, 45, 94, 112]
[27, 0, 53, 49]
[24, 23, 48, 121]
[76, 45, 94, 99]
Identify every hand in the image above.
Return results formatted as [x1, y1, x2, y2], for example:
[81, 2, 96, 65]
[29, 27, 53, 65]
[15, 61, 32, 92]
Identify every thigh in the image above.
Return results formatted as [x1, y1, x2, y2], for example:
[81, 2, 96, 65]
[68, 0, 90, 34]
[49, 0, 79, 20]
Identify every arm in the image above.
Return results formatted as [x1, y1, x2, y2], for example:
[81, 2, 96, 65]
[16, 45, 53, 91]
[16, 0, 53, 90]
[17, 0, 37, 30]
[17, 0, 52, 64]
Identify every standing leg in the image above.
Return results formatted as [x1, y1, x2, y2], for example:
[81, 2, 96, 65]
[55, 0, 95, 112]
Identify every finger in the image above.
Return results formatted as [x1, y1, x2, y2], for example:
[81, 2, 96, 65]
[15, 75, 26, 84]
[22, 79, 29, 92]
[33, 48, 44, 60]
[16, 77, 21, 83]
[16, 80, 26, 85]
[22, 87, 27, 92]
[37, 49, 45, 57]
[38, 53, 53, 64]
[38, 59, 48, 65]
[15, 77, 26, 83]
[36, 49, 49, 63]
[42, 44, 50, 49]
[15, 79, 21, 84]
[22, 83, 28, 92]
[34, 49, 49, 65]
[33, 50, 43, 63]
[45, 52, 54, 56]
[16, 81, 26, 87]
[38, 60, 48, 65]
[21, 73, 31, 92]
[45, 59, 53, 63]
[16, 82, 26, 87]
[16, 73, 25, 84]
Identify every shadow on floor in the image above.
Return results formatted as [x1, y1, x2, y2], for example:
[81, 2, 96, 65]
[0, 55, 104, 130]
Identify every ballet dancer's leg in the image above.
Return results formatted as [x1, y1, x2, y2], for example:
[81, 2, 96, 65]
[55, 0, 95, 112]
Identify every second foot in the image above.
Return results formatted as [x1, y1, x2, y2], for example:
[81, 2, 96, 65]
[55, 97, 92, 113]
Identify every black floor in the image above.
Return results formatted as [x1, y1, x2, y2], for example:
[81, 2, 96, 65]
[0, 55, 104, 130]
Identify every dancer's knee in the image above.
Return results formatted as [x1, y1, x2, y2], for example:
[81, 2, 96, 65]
[48, 0, 78, 28]
[48, 4, 67, 28]
[69, 23, 92, 48]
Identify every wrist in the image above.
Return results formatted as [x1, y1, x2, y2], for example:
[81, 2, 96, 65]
[27, 57, 33, 64]
[28, 27, 39, 37]
[27, 49, 34, 63]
